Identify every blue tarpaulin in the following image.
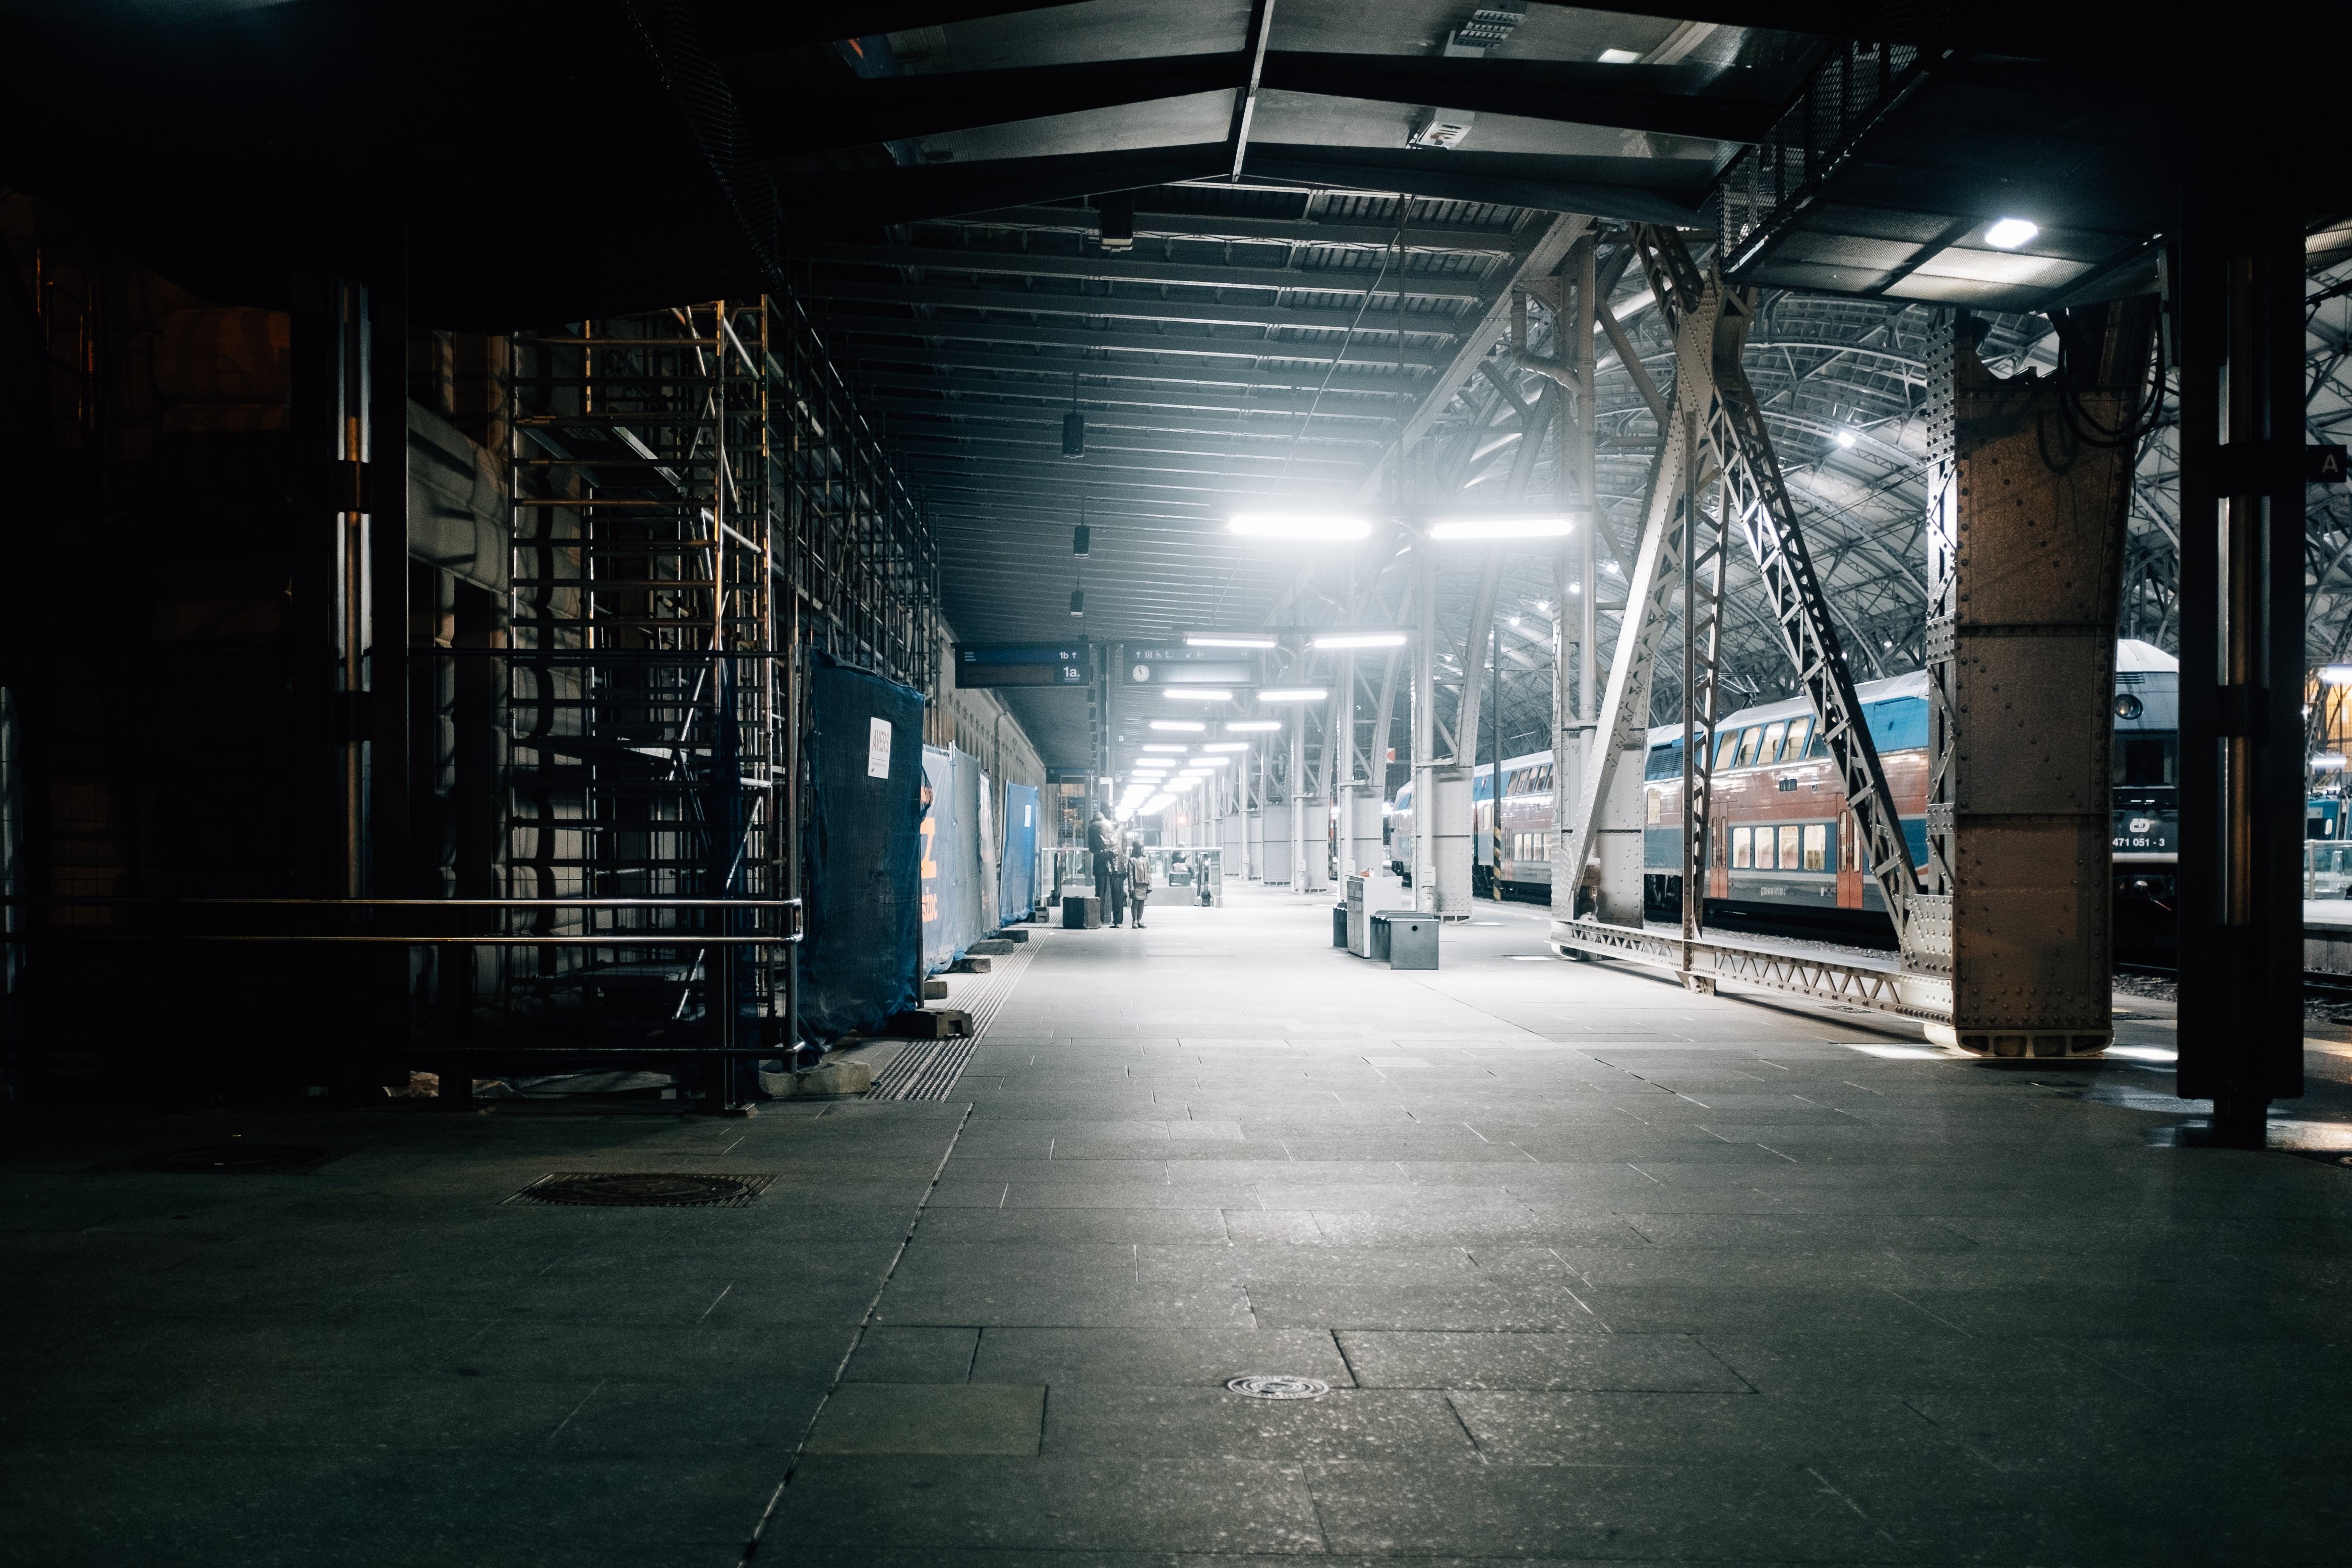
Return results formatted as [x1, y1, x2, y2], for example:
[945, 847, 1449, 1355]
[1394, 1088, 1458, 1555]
[1001, 782, 1040, 923]
[800, 657, 924, 1040]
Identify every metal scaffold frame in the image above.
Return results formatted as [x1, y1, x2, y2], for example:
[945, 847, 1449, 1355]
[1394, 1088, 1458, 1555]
[500, 303, 788, 1079]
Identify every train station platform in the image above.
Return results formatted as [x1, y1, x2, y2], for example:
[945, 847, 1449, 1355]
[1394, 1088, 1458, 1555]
[8, 884, 2352, 1565]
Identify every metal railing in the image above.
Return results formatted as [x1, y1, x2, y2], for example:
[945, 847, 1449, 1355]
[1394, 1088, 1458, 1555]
[1, 895, 800, 1060]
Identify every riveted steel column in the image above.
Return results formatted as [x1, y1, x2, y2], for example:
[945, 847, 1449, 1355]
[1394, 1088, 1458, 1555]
[1919, 303, 2155, 1059]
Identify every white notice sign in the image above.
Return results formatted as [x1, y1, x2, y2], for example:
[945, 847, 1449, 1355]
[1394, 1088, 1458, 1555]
[867, 717, 892, 779]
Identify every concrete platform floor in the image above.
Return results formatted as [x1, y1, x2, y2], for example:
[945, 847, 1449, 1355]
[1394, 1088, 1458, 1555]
[7, 884, 2352, 1566]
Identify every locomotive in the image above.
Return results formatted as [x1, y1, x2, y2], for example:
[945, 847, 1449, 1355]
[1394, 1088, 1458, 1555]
[1390, 639, 2179, 953]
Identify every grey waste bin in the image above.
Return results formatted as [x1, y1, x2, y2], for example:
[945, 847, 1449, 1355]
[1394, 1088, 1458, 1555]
[1372, 910, 1438, 970]
[1332, 904, 1349, 947]
[1062, 896, 1102, 930]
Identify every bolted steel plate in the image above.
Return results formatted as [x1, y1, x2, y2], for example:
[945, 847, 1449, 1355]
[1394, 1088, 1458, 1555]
[124, 1143, 333, 1174]
[511, 1172, 775, 1208]
[1225, 1374, 1331, 1400]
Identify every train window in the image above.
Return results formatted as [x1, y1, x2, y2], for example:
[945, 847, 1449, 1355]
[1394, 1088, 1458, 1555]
[1714, 731, 1739, 768]
[1778, 824, 1802, 869]
[1646, 790, 1660, 825]
[1732, 826, 1753, 868]
[1735, 727, 1765, 767]
[2114, 732, 2178, 787]
[1760, 720, 1788, 764]
[1802, 822, 1828, 871]
[1807, 721, 1830, 759]
[1784, 716, 1812, 760]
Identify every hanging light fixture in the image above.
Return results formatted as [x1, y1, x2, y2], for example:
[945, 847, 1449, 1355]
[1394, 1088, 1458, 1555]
[1063, 371, 1085, 459]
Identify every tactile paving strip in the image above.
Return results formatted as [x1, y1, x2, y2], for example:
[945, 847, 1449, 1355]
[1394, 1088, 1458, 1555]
[865, 938, 1038, 1100]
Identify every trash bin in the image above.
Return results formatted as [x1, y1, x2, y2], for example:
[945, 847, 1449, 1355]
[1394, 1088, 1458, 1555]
[1062, 896, 1102, 930]
[1332, 903, 1349, 947]
[1373, 910, 1438, 970]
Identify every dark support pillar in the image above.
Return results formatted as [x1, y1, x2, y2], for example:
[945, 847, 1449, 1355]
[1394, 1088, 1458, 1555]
[293, 278, 411, 1088]
[369, 287, 411, 1072]
[2174, 171, 2308, 1140]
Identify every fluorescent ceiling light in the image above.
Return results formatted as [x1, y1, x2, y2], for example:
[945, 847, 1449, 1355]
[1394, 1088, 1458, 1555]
[1258, 688, 1327, 702]
[2322, 665, 2352, 685]
[1162, 688, 1233, 702]
[1983, 217, 2039, 249]
[1312, 631, 1408, 649]
[1184, 632, 1278, 649]
[1429, 515, 1575, 540]
[1229, 512, 1371, 540]
[1225, 720, 1282, 732]
[1149, 719, 1205, 732]
[1191, 754, 1234, 766]
[1835, 429, 1857, 448]
[2318, 754, 2349, 771]
[1597, 46, 1641, 63]
[1140, 743, 1190, 752]
[1202, 742, 1249, 752]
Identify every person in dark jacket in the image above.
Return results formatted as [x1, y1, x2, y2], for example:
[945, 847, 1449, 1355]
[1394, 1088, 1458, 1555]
[1089, 808, 1125, 924]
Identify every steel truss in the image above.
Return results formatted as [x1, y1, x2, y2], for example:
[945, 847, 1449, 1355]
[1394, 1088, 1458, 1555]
[1547, 919, 1941, 1023]
[1552, 227, 1936, 1015]
[1629, 224, 1923, 955]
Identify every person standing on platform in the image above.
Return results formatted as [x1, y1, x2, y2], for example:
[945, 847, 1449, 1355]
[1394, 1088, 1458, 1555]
[1126, 840, 1154, 929]
[1102, 833, 1130, 927]
[1088, 807, 1118, 920]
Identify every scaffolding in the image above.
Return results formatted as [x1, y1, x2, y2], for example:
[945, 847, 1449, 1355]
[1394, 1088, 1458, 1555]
[502, 302, 787, 1059]
[480, 295, 942, 1067]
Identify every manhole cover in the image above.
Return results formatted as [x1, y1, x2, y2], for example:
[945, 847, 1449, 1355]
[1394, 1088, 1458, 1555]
[121, 1143, 334, 1174]
[510, 1172, 775, 1208]
[1225, 1375, 1331, 1400]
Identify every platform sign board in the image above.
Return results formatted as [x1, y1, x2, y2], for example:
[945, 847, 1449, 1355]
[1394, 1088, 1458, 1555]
[1122, 643, 1260, 686]
[2311, 444, 2348, 484]
[954, 641, 1090, 688]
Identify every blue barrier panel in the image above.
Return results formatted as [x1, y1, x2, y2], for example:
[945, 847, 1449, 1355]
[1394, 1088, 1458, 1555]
[1002, 782, 1040, 922]
[921, 748, 958, 975]
[801, 657, 924, 1039]
[953, 752, 987, 951]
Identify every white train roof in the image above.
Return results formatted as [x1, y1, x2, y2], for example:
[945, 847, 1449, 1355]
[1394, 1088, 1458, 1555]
[2117, 637, 2178, 673]
[1440, 641, 2177, 780]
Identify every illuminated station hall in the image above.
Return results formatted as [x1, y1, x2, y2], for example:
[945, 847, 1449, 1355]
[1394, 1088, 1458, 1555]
[6, 3, 2351, 1563]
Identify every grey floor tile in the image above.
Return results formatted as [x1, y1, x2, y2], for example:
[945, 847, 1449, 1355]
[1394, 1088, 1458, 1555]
[1338, 1329, 1747, 1392]
[1301, 1459, 1900, 1559]
[846, 1325, 981, 1383]
[775, 1456, 1328, 1554]
[969, 1325, 1352, 1386]
[1045, 1385, 1475, 1461]
[804, 1382, 1044, 1456]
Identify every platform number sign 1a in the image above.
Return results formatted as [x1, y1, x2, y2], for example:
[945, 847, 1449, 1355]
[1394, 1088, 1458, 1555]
[2312, 444, 2349, 485]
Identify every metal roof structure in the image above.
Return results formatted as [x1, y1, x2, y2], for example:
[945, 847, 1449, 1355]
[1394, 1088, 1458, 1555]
[8, 0, 2341, 771]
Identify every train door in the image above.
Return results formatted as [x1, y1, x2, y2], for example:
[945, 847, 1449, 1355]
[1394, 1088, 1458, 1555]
[1835, 808, 1863, 908]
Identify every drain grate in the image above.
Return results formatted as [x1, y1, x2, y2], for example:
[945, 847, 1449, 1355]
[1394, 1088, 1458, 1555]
[508, 1172, 775, 1208]
[117, 1143, 335, 1174]
[1225, 1375, 1331, 1400]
